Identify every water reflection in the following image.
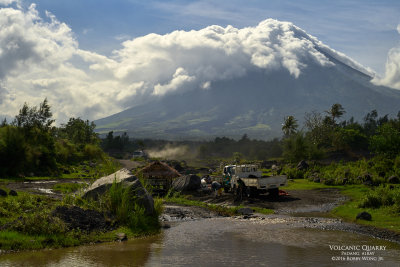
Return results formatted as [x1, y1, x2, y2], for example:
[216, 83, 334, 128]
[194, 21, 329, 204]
[1, 218, 399, 267]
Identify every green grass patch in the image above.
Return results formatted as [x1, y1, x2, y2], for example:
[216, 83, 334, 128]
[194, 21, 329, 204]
[285, 179, 400, 232]
[251, 207, 274, 215]
[52, 183, 87, 194]
[332, 185, 400, 232]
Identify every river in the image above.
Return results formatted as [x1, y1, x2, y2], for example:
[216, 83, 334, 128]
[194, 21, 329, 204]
[1, 215, 399, 267]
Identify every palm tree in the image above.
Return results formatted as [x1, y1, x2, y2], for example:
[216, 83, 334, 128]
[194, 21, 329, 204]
[282, 115, 298, 137]
[326, 103, 345, 124]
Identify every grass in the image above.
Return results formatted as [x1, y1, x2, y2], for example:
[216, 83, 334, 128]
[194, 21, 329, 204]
[0, 157, 120, 182]
[332, 185, 400, 232]
[0, 177, 162, 252]
[52, 183, 87, 194]
[284, 179, 400, 233]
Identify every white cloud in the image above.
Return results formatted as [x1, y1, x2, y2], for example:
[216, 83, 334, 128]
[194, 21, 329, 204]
[0, 0, 18, 5]
[372, 24, 400, 90]
[0, 4, 379, 124]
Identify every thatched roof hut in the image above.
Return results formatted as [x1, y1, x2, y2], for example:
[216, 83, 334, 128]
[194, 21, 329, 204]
[140, 161, 181, 179]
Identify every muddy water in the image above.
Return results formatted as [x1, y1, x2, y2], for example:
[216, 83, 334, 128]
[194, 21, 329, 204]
[1, 217, 399, 267]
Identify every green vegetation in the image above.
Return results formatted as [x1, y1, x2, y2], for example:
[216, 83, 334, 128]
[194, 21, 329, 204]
[0, 99, 112, 178]
[0, 182, 163, 251]
[284, 179, 400, 232]
[52, 183, 87, 194]
[281, 104, 400, 162]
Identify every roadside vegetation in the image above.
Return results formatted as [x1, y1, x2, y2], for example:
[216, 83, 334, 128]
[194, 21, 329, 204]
[0, 181, 163, 251]
[0, 99, 118, 179]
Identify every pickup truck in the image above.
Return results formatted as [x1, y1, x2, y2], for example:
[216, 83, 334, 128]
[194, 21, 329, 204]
[223, 164, 287, 198]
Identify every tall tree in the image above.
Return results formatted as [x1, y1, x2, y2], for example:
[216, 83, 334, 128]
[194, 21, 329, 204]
[282, 116, 298, 137]
[13, 98, 54, 131]
[325, 103, 345, 124]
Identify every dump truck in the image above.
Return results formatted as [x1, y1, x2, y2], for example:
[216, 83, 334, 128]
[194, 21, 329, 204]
[222, 164, 287, 198]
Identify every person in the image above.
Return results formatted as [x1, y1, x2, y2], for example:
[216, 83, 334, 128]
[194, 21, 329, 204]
[235, 178, 246, 202]
[211, 181, 222, 197]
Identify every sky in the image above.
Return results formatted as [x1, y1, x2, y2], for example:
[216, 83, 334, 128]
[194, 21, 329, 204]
[0, 0, 399, 123]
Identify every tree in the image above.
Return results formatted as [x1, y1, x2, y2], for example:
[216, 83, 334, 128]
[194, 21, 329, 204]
[282, 116, 298, 137]
[58, 118, 98, 147]
[1, 118, 7, 127]
[282, 132, 308, 162]
[325, 103, 345, 124]
[13, 98, 54, 131]
[370, 123, 400, 158]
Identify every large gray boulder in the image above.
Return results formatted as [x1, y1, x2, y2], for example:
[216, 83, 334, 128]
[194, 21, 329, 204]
[172, 174, 201, 192]
[83, 168, 154, 215]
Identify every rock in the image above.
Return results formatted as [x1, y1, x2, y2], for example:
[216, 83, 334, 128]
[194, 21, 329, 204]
[52, 206, 111, 231]
[313, 177, 320, 183]
[363, 180, 373, 186]
[115, 232, 127, 241]
[388, 176, 400, 184]
[83, 168, 154, 215]
[297, 160, 309, 170]
[237, 207, 253, 215]
[364, 174, 372, 181]
[172, 175, 201, 192]
[0, 189, 7, 197]
[161, 222, 171, 229]
[8, 190, 18, 196]
[173, 163, 184, 172]
[356, 211, 372, 221]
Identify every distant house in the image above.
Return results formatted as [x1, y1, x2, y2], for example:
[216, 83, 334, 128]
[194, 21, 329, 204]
[139, 161, 181, 192]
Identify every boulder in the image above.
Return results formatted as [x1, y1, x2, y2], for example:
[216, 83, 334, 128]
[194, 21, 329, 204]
[83, 168, 154, 215]
[8, 190, 18, 196]
[172, 174, 201, 192]
[364, 173, 372, 181]
[52, 206, 111, 231]
[237, 207, 253, 215]
[297, 160, 309, 170]
[356, 211, 372, 221]
[0, 189, 7, 197]
[388, 176, 400, 184]
[115, 232, 127, 241]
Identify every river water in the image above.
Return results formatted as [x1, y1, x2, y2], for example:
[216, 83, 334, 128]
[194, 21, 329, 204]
[1, 216, 399, 267]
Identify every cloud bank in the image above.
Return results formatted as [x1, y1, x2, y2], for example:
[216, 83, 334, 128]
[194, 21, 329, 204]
[372, 24, 400, 90]
[0, 3, 396, 123]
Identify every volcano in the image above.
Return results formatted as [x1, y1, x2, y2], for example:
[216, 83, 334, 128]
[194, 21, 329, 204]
[94, 19, 400, 140]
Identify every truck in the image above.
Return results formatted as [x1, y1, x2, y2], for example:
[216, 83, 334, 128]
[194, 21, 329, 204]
[222, 164, 287, 198]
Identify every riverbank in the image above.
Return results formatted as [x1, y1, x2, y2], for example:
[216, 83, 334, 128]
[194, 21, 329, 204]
[164, 179, 400, 243]
[1, 176, 400, 254]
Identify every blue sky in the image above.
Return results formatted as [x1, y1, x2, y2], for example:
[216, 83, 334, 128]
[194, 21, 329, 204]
[28, 0, 400, 74]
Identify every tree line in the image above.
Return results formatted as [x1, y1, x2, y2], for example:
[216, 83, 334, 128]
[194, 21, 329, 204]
[282, 103, 400, 162]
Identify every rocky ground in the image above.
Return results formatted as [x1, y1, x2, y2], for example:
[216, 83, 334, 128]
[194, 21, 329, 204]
[162, 189, 400, 244]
